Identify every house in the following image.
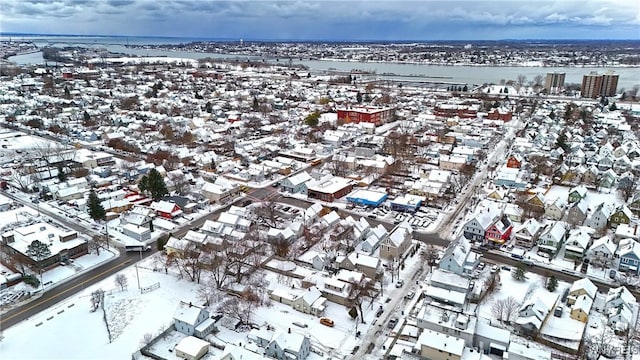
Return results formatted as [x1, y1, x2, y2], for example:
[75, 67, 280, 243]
[340, 252, 381, 279]
[599, 168, 618, 189]
[417, 303, 477, 348]
[629, 192, 640, 215]
[609, 205, 633, 228]
[303, 203, 323, 225]
[616, 239, 640, 274]
[474, 319, 511, 356]
[514, 218, 543, 249]
[566, 199, 588, 226]
[438, 236, 481, 275]
[414, 329, 465, 360]
[175, 336, 210, 360]
[586, 235, 617, 267]
[380, 222, 412, 260]
[537, 221, 567, 256]
[604, 286, 636, 331]
[567, 278, 597, 305]
[563, 227, 593, 260]
[150, 200, 182, 219]
[360, 224, 388, 254]
[570, 294, 593, 323]
[271, 286, 327, 317]
[506, 153, 523, 168]
[567, 185, 588, 203]
[544, 197, 565, 220]
[604, 286, 636, 312]
[173, 301, 216, 338]
[585, 202, 615, 230]
[484, 215, 512, 247]
[504, 203, 524, 223]
[121, 223, 151, 242]
[220, 344, 266, 360]
[463, 206, 501, 242]
[526, 193, 545, 209]
[515, 290, 558, 335]
[266, 331, 311, 360]
[279, 171, 312, 195]
[201, 178, 240, 204]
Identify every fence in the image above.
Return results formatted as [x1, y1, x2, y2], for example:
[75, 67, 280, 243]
[141, 282, 160, 294]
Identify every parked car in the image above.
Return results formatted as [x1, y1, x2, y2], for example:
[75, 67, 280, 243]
[387, 318, 398, 329]
[395, 280, 404, 288]
[319, 317, 334, 327]
[477, 262, 486, 270]
[376, 308, 384, 317]
[404, 291, 415, 300]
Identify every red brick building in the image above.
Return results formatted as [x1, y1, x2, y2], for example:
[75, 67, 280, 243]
[336, 106, 394, 126]
[487, 108, 513, 121]
[434, 104, 478, 119]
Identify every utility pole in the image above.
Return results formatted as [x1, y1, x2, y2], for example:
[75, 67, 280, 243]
[135, 248, 142, 291]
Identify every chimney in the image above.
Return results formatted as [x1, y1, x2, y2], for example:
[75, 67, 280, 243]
[288, 328, 291, 334]
[635, 224, 637, 235]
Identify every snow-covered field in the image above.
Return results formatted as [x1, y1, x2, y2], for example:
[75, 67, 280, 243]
[1, 248, 424, 360]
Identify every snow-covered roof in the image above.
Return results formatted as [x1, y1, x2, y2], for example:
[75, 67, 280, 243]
[416, 328, 464, 356]
[569, 278, 597, 299]
[173, 302, 205, 326]
[175, 336, 209, 357]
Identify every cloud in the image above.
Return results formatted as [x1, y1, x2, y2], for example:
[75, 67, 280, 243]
[1, 0, 638, 39]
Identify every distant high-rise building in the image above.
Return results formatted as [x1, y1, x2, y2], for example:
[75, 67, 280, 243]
[544, 72, 565, 94]
[581, 71, 619, 98]
[601, 71, 619, 97]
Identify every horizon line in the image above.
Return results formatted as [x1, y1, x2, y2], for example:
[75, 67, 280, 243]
[1, 32, 639, 43]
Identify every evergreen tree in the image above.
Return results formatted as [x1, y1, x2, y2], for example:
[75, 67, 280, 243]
[462, 84, 468, 92]
[356, 92, 363, 104]
[512, 263, 526, 281]
[546, 276, 558, 292]
[83, 110, 90, 123]
[87, 190, 106, 221]
[549, 110, 556, 120]
[609, 102, 617, 111]
[304, 112, 320, 127]
[139, 175, 149, 194]
[57, 165, 67, 182]
[146, 168, 168, 201]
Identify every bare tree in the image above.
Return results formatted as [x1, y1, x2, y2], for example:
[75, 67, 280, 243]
[348, 276, 376, 323]
[582, 327, 616, 359]
[168, 171, 190, 195]
[88, 234, 109, 256]
[491, 296, 521, 324]
[421, 245, 440, 268]
[139, 333, 154, 348]
[90, 289, 105, 312]
[168, 241, 203, 283]
[516, 74, 527, 92]
[114, 274, 128, 291]
[196, 276, 224, 306]
[9, 169, 35, 192]
[254, 199, 280, 228]
[218, 290, 258, 326]
[32, 142, 56, 179]
[618, 180, 636, 202]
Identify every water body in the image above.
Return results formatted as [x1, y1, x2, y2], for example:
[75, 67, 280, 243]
[6, 36, 640, 90]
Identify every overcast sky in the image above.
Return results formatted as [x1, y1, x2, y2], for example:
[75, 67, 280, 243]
[1, 0, 639, 41]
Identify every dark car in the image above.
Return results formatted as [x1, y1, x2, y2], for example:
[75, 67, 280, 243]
[376, 308, 384, 317]
[387, 318, 398, 329]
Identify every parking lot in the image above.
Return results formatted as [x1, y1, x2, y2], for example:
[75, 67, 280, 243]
[369, 207, 438, 229]
[0, 288, 29, 307]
